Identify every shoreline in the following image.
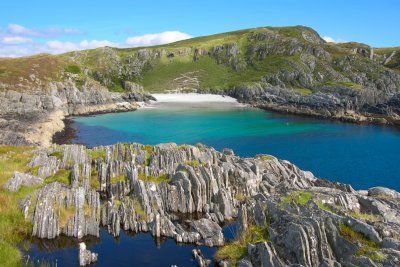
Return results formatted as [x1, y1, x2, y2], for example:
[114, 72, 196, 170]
[52, 93, 400, 147]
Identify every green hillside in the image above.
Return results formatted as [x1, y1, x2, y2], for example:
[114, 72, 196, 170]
[0, 26, 399, 94]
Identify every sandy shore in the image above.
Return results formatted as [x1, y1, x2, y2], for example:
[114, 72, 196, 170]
[151, 93, 239, 103]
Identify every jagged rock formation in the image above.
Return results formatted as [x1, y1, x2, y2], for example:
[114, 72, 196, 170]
[8, 142, 399, 266]
[79, 242, 98, 266]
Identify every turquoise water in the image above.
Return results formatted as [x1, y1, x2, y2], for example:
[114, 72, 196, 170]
[71, 103, 400, 191]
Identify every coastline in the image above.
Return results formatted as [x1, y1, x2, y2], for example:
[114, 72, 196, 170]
[51, 92, 400, 147]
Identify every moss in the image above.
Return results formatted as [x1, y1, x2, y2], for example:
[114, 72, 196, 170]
[64, 64, 81, 74]
[281, 191, 312, 206]
[138, 173, 170, 184]
[185, 160, 200, 167]
[216, 225, 269, 266]
[235, 192, 248, 202]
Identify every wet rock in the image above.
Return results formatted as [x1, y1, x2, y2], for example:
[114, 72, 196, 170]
[79, 242, 98, 266]
[192, 249, 211, 267]
[191, 218, 224, 246]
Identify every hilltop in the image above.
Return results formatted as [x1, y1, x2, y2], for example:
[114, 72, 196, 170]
[0, 26, 400, 146]
[1, 26, 399, 94]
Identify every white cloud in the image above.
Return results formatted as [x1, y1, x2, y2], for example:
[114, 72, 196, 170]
[1, 36, 32, 44]
[7, 24, 83, 37]
[126, 31, 192, 47]
[8, 24, 37, 36]
[0, 27, 192, 57]
[323, 36, 347, 43]
[46, 40, 118, 54]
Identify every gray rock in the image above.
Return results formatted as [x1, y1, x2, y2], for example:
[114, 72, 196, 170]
[192, 249, 211, 267]
[191, 218, 224, 246]
[79, 242, 98, 266]
[4, 171, 43, 192]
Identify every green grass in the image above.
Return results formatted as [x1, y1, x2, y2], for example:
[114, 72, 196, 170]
[215, 225, 269, 266]
[58, 206, 76, 229]
[138, 173, 170, 184]
[339, 224, 384, 262]
[184, 160, 200, 167]
[349, 211, 381, 222]
[257, 155, 272, 161]
[88, 149, 107, 161]
[132, 197, 148, 221]
[281, 191, 312, 206]
[316, 200, 336, 213]
[64, 64, 81, 74]
[294, 87, 313, 96]
[0, 145, 35, 266]
[50, 151, 63, 159]
[324, 81, 363, 90]
[44, 169, 71, 185]
[111, 174, 127, 184]
[143, 145, 154, 166]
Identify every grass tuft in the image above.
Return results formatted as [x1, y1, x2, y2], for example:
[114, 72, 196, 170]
[64, 64, 81, 74]
[216, 225, 269, 266]
[281, 191, 312, 206]
[138, 173, 170, 184]
[339, 224, 385, 262]
[184, 160, 200, 167]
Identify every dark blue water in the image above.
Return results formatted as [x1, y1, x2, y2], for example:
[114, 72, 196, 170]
[26, 228, 217, 266]
[70, 104, 400, 192]
[29, 101, 400, 266]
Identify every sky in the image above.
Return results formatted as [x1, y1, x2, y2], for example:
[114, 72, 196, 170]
[0, 0, 399, 57]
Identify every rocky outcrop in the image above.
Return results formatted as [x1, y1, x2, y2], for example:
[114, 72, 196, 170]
[0, 80, 154, 147]
[227, 85, 400, 125]
[4, 171, 43, 192]
[10, 143, 400, 266]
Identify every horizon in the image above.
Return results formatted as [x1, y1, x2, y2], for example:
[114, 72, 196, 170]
[1, 0, 399, 57]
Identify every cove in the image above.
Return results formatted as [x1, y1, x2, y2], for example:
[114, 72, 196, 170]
[68, 95, 400, 192]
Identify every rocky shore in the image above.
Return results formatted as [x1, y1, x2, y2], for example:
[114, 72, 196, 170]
[223, 85, 400, 127]
[4, 142, 400, 266]
[0, 81, 154, 147]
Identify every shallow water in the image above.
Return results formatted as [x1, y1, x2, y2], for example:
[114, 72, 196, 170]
[70, 101, 400, 191]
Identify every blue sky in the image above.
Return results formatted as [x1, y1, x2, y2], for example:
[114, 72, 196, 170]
[1, 0, 399, 57]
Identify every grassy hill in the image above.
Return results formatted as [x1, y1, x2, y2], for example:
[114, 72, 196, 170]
[0, 26, 399, 94]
